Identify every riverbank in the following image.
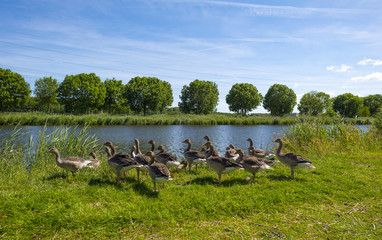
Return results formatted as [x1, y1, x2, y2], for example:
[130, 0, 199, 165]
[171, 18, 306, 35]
[0, 112, 373, 126]
[0, 123, 381, 238]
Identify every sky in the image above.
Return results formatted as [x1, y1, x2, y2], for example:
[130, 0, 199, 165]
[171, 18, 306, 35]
[1, 0, 381, 113]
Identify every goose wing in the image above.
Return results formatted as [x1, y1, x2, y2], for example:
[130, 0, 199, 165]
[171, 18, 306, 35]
[157, 152, 178, 161]
[209, 156, 242, 168]
[283, 152, 312, 163]
[185, 150, 205, 159]
[134, 154, 150, 165]
[150, 162, 171, 177]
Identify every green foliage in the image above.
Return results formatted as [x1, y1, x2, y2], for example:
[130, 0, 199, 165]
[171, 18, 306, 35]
[57, 73, 106, 113]
[124, 76, 172, 116]
[104, 78, 127, 113]
[363, 94, 382, 116]
[179, 79, 219, 114]
[226, 83, 263, 116]
[298, 91, 330, 116]
[159, 80, 173, 114]
[263, 84, 297, 116]
[374, 108, 382, 130]
[34, 76, 59, 112]
[332, 93, 363, 118]
[0, 68, 31, 112]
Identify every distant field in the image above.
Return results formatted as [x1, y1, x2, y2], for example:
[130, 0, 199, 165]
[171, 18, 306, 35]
[0, 123, 381, 238]
[0, 112, 373, 126]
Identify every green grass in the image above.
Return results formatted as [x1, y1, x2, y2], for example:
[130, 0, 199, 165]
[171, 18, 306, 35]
[0, 124, 381, 239]
[0, 112, 374, 126]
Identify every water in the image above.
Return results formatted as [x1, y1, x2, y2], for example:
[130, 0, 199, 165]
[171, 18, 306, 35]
[0, 124, 371, 158]
[0, 125, 288, 158]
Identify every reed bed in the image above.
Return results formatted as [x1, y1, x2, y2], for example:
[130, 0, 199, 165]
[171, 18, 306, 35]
[0, 112, 373, 126]
[0, 123, 381, 238]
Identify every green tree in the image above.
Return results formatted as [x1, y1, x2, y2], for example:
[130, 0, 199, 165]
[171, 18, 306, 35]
[0, 68, 31, 112]
[124, 76, 172, 115]
[104, 78, 125, 113]
[158, 81, 173, 114]
[332, 93, 363, 118]
[178, 79, 219, 114]
[34, 76, 58, 112]
[57, 73, 106, 113]
[297, 91, 331, 116]
[226, 83, 263, 116]
[263, 84, 297, 116]
[363, 94, 382, 116]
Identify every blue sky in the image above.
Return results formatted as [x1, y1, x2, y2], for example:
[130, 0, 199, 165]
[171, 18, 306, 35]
[1, 0, 381, 113]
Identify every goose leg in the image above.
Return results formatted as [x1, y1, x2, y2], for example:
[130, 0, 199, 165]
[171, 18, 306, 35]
[124, 171, 127, 182]
[153, 182, 157, 192]
[163, 183, 165, 189]
[291, 167, 295, 180]
[195, 164, 198, 172]
[116, 171, 121, 186]
[188, 163, 192, 172]
[251, 174, 256, 183]
[136, 168, 140, 182]
[217, 173, 222, 185]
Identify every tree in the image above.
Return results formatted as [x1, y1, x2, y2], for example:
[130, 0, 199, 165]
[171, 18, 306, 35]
[104, 78, 125, 113]
[226, 83, 263, 116]
[178, 79, 219, 114]
[124, 76, 172, 115]
[263, 84, 296, 116]
[332, 93, 363, 118]
[57, 73, 106, 113]
[363, 94, 382, 116]
[158, 81, 173, 114]
[297, 91, 330, 116]
[34, 76, 58, 112]
[0, 68, 31, 112]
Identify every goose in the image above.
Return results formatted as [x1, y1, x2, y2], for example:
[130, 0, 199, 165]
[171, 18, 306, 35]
[88, 152, 100, 168]
[103, 141, 130, 159]
[182, 139, 206, 172]
[147, 140, 179, 167]
[203, 135, 220, 157]
[145, 151, 172, 192]
[47, 148, 94, 176]
[273, 138, 315, 180]
[202, 141, 243, 185]
[224, 144, 240, 161]
[156, 145, 180, 168]
[104, 142, 142, 185]
[133, 139, 150, 181]
[247, 137, 275, 159]
[235, 149, 273, 183]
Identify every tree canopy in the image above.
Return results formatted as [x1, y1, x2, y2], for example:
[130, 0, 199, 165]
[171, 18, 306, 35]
[34, 76, 58, 112]
[226, 83, 263, 116]
[363, 94, 382, 116]
[0, 68, 31, 112]
[57, 73, 106, 113]
[332, 93, 363, 118]
[298, 91, 330, 116]
[124, 76, 172, 115]
[263, 84, 296, 116]
[178, 79, 219, 114]
[104, 78, 126, 113]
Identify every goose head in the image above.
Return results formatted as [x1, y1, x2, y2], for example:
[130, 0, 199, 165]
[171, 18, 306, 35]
[147, 139, 156, 145]
[203, 135, 211, 141]
[182, 139, 191, 144]
[47, 148, 58, 154]
[89, 152, 96, 158]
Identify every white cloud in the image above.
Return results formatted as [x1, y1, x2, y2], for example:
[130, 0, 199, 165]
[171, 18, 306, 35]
[351, 72, 382, 82]
[357, 59, 382, 66]
[326, 64, 352, 72]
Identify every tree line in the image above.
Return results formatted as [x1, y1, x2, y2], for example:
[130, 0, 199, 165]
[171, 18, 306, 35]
[1, 68, 381, 117]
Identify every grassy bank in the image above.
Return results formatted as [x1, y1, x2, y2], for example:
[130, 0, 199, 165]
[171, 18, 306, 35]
[0, 123, 381, 238]
[0, 112, 374, 126]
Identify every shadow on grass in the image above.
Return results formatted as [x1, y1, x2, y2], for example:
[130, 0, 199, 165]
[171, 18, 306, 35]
[131, 182, 159, 198]
[186, 176, 249, 186]
[266, 174, 308, 182]
[44, 172, 69, 180]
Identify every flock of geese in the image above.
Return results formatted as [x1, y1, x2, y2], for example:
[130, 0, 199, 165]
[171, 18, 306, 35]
[47, 136, 316, 191]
